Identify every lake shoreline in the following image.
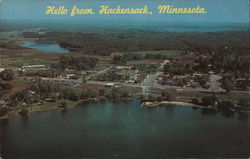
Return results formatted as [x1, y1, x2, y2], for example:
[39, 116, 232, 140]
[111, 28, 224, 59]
[0, 97, 135, 120]
[1, 98, 249, 120]
[141, 100, 250, 113]
[21, 41, 70, 53]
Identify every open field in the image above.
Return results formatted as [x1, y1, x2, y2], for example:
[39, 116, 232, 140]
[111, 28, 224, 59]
[112, 50, 178, 57]
[0, 44, 112, 72]
[164, 89, 250, 102]
[126, 60, 162, 65]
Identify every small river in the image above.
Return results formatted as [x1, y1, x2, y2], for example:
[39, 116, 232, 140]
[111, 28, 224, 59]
[22, 42, 69, 53]
[1, 101, 249, 159]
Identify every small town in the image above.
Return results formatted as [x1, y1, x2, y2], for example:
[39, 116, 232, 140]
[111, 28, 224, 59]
[0, 41, 249, 118]
[0, 0, 250, 158]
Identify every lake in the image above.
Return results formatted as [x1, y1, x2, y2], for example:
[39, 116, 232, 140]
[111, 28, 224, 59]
[1, 20, 249, 33]
[1, 101, 249, 159]
[22, 42, 69, 53]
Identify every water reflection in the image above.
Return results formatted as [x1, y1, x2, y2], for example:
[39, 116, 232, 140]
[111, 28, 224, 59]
[237, 112, 248, 121]
[61, 109, 68, 115]
[192, 106, 199, 110]
[201, 108, 217, 116]
[20, 117, 29, 128]
[0, 119, 9, 158]
[163, 104, 176, 113]
[221, 110, 235, 119]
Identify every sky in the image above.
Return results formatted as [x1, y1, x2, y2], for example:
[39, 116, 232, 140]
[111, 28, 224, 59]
[0, 0, 249, 23]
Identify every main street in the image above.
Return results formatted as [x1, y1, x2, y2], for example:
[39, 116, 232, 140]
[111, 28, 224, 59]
[40, 60, 225, 96]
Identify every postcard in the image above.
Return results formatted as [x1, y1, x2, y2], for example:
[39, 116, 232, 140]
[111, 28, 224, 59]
[0, 0, 249, 158]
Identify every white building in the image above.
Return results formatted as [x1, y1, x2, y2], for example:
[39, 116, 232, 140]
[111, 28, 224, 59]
[0, 68, 5, 73]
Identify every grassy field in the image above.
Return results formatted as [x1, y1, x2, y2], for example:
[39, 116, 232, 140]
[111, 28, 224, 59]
[6, 78, 32, 95]
[126, 60, 161, 65]
[112, 50, 178, 57]
[0, 43, 112, 71]
[165, 89, 250, 102]
[7, 99, 80, 118]
[27, 99, 79, 114]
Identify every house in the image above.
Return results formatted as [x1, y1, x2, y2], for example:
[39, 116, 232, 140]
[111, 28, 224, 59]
[116, 65, 133, 71]
[114, 84, 122, 88]
[66, 74, 75, 79]
[22, 65, 46, 69]
[0, 68, 5, 73]
[127, 80, 135, 84]
[44, 98, 56, 102]
[105, 83, 115, 87]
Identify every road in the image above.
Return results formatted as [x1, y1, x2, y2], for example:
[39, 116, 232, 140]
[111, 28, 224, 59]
[41, 63, 225, 96]
[42, 77, 82, 84]
[85, 66, 112, 80]
[141, 72, 162, 96]
[42, 66, 112, 87]
[209, 74, 223, 91]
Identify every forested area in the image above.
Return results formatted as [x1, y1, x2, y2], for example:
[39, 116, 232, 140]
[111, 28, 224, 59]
[21, 31, 250, 57]
[51, 55, 99, 70]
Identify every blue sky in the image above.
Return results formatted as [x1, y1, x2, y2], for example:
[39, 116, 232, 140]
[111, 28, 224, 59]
[0, 0, 249, 23]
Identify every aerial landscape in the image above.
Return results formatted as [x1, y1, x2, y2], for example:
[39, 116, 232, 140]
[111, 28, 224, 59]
[0, 0, 250, 158]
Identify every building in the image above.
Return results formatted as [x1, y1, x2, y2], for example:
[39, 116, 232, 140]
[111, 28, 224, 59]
[22, 65, 46, 69]
[105, 83, 115, 87]
[0, 68, 5, 73]
[0, 100, 5, 105]
[116, 65, 133, 71]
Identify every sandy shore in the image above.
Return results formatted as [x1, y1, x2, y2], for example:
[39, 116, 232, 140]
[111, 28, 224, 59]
[141, 101, 201, 108]
[141, 101, 250, 113]
[0, 116, 9, 120]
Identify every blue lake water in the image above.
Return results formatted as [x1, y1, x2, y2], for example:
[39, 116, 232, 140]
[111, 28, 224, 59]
[1, 101, 249, 159]
[22, 42, 69, 53]
[1, 20, 249, 32]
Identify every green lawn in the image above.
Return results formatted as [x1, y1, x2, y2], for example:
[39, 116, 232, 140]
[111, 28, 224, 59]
[27, 100, 79, 114]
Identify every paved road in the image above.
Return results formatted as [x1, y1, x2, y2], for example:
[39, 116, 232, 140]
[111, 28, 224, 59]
[142, 72, 161, 87]
[141, 72, 162, 96]
[209, 74, 224, 91]
[42, 77, 82, 84]
[85, 66, 112, 80]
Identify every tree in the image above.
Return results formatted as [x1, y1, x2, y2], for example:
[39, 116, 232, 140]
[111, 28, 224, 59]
[192, 99, 199, 105]
[80, 90, 89, 99]
[121, 91, 129, 98]
[156, 96, 163, 102]
[238, 98, 250, 110]
[69, 91, 80, 101]
[0, 107, 8, 116]
[98, 89, 107, 96]
[0, 69, 15, 81]
[56, 55, 99, 70]
[161, 90, 171, 100]
[0, 82, 13, 90]
[161, 91, 167, 98]
[217, 101, 234, 111]
[19, 108, 28, 116]
[50, 93, 58, 102]
[202, 96, 218, 106]
[58, 101, 67, 108]
[147, 95, 155, 102]
[9, 100, 18, 107]
[61, 101, 67, 108]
